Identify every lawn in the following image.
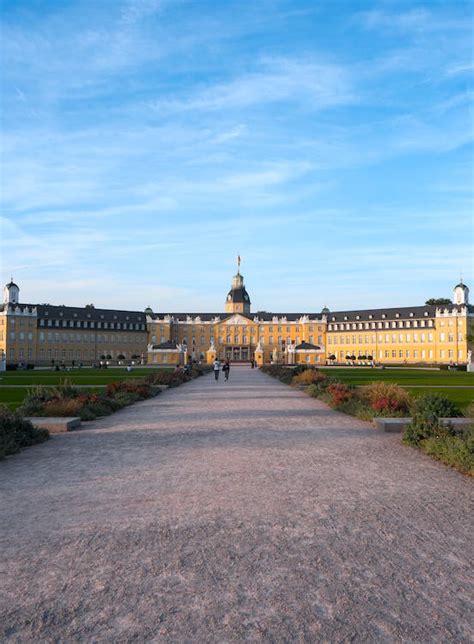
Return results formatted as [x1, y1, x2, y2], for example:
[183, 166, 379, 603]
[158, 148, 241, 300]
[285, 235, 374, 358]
[405, 387, 474, 413]
[320, 367, 473, 412]
[320, 367, 474, 387]
[0, 388, 30, 410]
[0, 367, 171, 386]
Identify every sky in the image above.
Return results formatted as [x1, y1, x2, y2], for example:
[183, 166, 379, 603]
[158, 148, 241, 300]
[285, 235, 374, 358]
[0, 0, 473, 313]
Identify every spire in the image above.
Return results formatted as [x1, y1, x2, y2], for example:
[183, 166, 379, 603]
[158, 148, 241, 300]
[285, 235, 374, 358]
[237, 254, 241, 274]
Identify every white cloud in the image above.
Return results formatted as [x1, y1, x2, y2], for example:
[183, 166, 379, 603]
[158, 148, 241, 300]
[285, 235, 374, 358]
[150, 57, 356, 113]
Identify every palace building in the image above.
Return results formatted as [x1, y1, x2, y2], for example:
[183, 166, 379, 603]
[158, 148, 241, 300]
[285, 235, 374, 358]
[1, 266, 473, 368]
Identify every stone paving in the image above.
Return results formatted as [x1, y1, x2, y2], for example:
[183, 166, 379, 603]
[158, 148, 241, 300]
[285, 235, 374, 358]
[0, 367, 472, 642]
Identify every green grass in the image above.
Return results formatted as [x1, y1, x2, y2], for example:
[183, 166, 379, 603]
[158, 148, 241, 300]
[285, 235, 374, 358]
[0, 367, 171, 386]
[0, 385, 105, 411]
[320, 367, 474, 387]
[405, 387, 474, 412]
[0, 388, 30, 410]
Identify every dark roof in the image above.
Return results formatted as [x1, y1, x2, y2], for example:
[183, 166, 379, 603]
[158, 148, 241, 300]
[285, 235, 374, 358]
[36, 304, 146, 324]
[226, 286, 251, 304]
[0, 302, 147, 326]
[295, 342, 321, 351]
[327, 305, 438, 322]
[151, 341, 179, 350]
[5, 280, 19, 289]
[455, 283, 468, 289]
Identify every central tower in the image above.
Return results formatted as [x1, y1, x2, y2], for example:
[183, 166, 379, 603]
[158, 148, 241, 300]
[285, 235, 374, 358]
[225, 256, 251, 315]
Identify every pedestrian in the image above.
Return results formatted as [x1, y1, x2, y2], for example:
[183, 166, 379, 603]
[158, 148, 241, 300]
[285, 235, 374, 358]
[213, 358, 221, 380]
[222, 359, 230, 381]
[250, 359, 255, 369]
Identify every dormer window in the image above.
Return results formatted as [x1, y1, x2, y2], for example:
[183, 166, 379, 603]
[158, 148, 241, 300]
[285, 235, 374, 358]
[395, 313, 399, 318]
[381, 314, 386, 319]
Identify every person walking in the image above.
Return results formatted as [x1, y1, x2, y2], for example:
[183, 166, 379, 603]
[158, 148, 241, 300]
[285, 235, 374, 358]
[222, 359, 230, 381]
[213, 358, 221, 381]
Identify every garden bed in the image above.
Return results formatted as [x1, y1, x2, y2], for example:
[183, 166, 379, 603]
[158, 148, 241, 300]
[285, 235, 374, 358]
[260, 365, 473, 475]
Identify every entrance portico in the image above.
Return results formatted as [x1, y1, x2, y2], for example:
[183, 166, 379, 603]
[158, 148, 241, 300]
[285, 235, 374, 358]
[223, 346, 253, 362]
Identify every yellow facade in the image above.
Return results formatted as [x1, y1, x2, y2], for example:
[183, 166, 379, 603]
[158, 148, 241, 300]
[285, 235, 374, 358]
[1, 277, 473, 368]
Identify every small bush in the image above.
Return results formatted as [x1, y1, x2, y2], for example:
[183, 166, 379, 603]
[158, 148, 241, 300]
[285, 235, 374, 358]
[41, 398, 84, 417]
[0, 406, 49, 459]
[106, 380, 152, 400]
[113, 391, 141, 407]
[421, 428, 474, 476]
[410, 394, 462, 421]
[292, 370, 326, 386]
[335, 397, 374, 421]
[403, 417, 455, 446]
[327, 383, 354, 406]
[364, 382, 410, 416]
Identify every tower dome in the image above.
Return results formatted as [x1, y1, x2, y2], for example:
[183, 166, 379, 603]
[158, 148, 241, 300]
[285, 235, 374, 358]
[225, 256, 251, 315]
[3, 279, 19, 305]
[453, 280, 469, 305]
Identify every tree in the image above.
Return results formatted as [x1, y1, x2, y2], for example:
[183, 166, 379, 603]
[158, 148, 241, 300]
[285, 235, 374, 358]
[425, 298, 452, 306]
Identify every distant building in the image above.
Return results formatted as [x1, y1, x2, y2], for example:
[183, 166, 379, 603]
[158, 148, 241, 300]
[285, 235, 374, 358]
[1, 267, 472, 367]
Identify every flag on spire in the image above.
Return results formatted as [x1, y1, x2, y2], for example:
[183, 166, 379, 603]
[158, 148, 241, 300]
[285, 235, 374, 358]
[237, 254, 241, 269]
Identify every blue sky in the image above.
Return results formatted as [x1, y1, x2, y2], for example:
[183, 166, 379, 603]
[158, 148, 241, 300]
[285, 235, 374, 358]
[1, 0, 473, 312]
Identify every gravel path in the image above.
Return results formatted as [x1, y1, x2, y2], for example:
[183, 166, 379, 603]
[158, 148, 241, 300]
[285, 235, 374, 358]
[1, 367, 472, 642]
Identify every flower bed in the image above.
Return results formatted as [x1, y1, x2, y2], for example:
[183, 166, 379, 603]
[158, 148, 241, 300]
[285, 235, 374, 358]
[16, 366, 211, 422]
[261, 365, 473, 474]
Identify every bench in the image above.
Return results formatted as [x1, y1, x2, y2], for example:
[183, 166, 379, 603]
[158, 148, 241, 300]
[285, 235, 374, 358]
[25, 417, 81, 434]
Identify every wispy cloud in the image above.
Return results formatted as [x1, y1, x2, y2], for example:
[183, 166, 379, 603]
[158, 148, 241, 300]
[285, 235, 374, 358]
[149, 57, 356, 113]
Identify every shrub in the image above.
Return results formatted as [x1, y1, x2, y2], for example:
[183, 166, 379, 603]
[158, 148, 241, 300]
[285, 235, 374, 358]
[335, 397, 374, 421]
[410, 394, 462, 421]
[466, 402, 474, 419]
[106, 380, 152, 400]
[41, 398, 84, 417]
[421, 428, 474, 476]
[327, 383, 353, 406]
[144, 371, 188, 387]
[404, 394, 462, 447]
[113, 391, 141, 407]
[0, 406, 49, 459]
[292, 370, 326, 386]
[364, 382, 410, 416]
[403, 417, 455, 446]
